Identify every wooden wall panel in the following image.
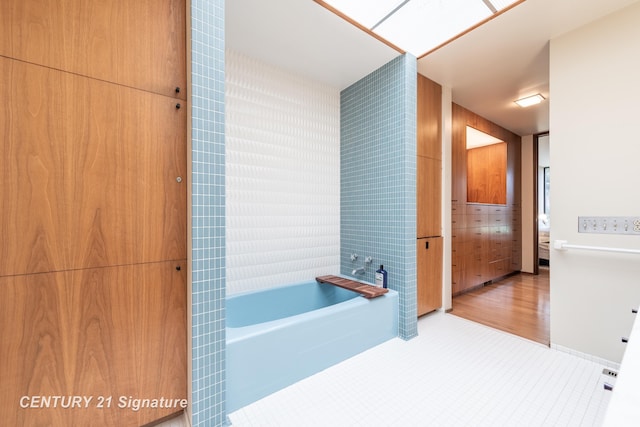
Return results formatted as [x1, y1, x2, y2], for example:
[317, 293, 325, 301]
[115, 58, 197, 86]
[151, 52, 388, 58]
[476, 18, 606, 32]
[0, 0, 186, 99]
[451, 103, 520, 205]
[0, 57, 186, 277]
[2, 2, 187, 425]
[0, 261, 187, 427]
[466, 142, 507, 205]
[451, 103, 467, 203]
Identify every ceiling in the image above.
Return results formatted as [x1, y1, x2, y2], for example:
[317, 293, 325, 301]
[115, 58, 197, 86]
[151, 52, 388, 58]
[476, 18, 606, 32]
[226, 0, 639, 136]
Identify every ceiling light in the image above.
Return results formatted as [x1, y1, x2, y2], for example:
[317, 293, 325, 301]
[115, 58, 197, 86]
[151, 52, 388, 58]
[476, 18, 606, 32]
[514, 94, 545, 108]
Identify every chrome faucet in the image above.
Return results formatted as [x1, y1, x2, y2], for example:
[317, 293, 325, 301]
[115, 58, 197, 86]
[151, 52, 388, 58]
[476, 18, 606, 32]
[352, 267, 365, 276]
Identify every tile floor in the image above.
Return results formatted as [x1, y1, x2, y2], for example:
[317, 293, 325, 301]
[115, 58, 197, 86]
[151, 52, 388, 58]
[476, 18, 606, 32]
[227, 312, 613, 427]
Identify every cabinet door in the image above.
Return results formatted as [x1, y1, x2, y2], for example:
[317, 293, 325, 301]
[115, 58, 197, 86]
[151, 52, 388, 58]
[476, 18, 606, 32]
[417, 74, 442, 160]
[417, 237, 443, 316]
[417, 156, 442, 238]
[0, 57, 186, 277]
[0, 261, 187, 427]
[0, 0, 186, 98]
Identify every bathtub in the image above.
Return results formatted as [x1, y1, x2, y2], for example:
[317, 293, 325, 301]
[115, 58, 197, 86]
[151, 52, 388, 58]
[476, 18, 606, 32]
[226, 279, 398, 412]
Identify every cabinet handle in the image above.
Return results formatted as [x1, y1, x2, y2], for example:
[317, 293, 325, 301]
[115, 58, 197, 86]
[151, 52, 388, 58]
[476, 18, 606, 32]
[425, 241, 429, 249]
[622, 337, 629, 343]
[633, 308, 638, 314]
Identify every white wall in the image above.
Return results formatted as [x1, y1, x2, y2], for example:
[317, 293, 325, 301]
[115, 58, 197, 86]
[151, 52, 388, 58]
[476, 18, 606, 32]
[521, 134, 535, 273]
[225, 50, 341, 294]
[550, 2, 640, 363]
[442, 86, 453, 310]
[537, 136, 550, 231]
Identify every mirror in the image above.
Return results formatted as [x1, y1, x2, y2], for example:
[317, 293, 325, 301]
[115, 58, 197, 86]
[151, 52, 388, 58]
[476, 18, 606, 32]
[466, 126, 507, 205]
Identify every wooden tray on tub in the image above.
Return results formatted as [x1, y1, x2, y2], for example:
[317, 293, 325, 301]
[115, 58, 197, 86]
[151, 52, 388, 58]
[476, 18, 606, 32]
[315, 275, 388, 299]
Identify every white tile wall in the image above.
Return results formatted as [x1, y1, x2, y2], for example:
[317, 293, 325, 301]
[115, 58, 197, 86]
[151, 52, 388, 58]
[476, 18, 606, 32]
[225, 50, 341, 295]
[229, 313, 613, 426]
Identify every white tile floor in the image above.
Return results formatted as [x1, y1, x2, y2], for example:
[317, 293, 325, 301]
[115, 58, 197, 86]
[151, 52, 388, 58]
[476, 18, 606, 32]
[228, 312, 613, 427]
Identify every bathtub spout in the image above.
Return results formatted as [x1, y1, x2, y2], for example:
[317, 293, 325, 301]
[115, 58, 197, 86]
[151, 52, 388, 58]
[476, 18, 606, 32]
[352, 267, 365, 276]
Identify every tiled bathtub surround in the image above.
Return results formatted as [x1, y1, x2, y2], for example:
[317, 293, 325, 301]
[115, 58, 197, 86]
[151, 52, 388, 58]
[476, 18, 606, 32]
[340, 54, 418, 340]
[190, 1, 227, 426]
[225, 50, 341, 295]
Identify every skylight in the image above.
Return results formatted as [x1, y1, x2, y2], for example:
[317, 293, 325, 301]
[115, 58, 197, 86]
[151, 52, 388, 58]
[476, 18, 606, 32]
[319, 0, 525, 57]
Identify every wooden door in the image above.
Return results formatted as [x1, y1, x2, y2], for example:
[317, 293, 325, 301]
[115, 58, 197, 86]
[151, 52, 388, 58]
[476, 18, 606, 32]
[417, 237, 443, 316]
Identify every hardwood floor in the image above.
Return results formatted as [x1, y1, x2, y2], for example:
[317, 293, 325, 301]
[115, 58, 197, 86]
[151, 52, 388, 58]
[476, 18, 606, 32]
[451, 267, 550, 345]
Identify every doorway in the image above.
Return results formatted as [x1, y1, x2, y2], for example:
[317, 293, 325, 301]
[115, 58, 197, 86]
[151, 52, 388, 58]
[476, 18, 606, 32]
[535, 132, 550, 274]
[450, 131, 551, 346]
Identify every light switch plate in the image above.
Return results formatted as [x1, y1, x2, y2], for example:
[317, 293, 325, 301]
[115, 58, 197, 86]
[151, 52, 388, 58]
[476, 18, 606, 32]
[578, 216, 640, 235]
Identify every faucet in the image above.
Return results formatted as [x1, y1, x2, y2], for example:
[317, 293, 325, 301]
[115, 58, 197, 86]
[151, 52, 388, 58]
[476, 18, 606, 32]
[352, 267, 365, 276]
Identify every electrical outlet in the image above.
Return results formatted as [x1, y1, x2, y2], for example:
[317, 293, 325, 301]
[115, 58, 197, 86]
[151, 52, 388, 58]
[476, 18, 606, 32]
[578, 216, 640, 235]
[602, 368, 618, 378]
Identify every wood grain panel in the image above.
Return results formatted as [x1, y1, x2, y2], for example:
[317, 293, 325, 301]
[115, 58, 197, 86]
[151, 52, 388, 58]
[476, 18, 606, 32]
[0, 57, 186, 277]
[417, 156, 442, 238]
[0, 261, 187, 427]
[417, 237, 443, 316]
[466, 142, 507, 205]
[452, 103, 522, 204]
[0, 0, 186, 99]
[451, 104, 467, 202]
[507, 136, 522, 206]
[417, 74, 442, 160]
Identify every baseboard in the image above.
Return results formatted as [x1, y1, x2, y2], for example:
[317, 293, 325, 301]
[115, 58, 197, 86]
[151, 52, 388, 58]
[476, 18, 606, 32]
[550, 343, 620, 371]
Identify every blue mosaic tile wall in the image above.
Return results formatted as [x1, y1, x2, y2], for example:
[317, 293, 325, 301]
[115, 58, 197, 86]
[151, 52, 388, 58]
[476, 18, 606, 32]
[340, 54, 418, 340]
[190, 1, 227, 425]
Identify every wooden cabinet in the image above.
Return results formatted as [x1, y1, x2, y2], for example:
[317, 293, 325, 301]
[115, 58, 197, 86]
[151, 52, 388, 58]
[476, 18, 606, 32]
[0, 262, 187, 427]
[0, 57, 187, 277]
[417, 73, 442, 160]
[417, 237, 443, 315]
[451, 202, 522, 295]
[417, 156, 441, 238]
[416, 74, 443, 315]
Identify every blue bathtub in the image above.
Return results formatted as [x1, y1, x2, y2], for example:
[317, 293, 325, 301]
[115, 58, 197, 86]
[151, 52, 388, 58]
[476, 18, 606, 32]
[226, 279, 398, 412]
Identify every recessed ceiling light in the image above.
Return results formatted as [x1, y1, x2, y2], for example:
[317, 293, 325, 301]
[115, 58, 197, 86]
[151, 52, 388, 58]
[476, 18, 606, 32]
[514, 93, 545, 108]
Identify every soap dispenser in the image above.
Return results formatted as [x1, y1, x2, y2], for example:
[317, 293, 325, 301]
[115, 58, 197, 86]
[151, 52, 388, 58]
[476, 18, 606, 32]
[375, 265, 388, 289]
